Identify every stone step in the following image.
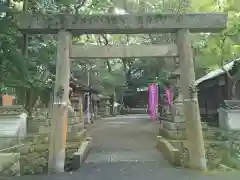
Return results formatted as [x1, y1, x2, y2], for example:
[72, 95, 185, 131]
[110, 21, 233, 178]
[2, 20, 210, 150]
[128, 108, 147, 114]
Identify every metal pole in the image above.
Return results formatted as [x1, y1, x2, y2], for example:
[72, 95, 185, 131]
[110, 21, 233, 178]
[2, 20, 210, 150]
[87, 66, 91, 124]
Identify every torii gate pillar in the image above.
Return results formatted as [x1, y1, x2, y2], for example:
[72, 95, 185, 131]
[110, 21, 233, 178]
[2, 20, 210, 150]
[48, 30, 71, 173]
[177, 29, 206, 170]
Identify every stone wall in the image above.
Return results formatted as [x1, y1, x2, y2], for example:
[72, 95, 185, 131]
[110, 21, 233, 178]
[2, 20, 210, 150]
[18, 110, 85, 175]
[0, 129, 87, 175]
[159, 121, 214, 140]
[18, 131, 86, 175]
[169, 140, 226, 169]
[0, 153, 20, 177]
[221, 139, 240, 169]
[0, 106, 25, 176]
[0, 107, 87, 175]
[164, 133, 240, 170]
[0, 105, 25, 115]
[158, 91, 240, 170]
[0, 106, 27, 149]
[159, 102, 240, 170]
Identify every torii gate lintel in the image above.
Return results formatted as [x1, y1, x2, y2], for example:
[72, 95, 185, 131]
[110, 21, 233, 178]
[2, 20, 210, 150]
[18, 13, 227, 34]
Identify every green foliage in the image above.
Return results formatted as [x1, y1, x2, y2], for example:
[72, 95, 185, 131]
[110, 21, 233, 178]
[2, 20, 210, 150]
[190, 0, 240, 74]
[0, 0, 239, 110]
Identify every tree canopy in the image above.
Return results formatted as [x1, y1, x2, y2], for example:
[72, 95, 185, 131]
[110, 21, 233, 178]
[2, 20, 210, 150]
[0, 0, 239, 110]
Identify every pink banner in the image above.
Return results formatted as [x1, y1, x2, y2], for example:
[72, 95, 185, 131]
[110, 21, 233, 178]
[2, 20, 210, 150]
[148, 84, 158, 120]
[163, 87, 173, 114]
[164, 87, 173, 107]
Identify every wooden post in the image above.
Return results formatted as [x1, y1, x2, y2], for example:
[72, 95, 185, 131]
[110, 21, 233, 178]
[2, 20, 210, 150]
[48, 30, 71, 173]
[177, 29, 207, 170]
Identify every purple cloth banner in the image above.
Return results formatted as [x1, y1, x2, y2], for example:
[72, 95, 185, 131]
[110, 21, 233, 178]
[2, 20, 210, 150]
[148, 84, 158, 120]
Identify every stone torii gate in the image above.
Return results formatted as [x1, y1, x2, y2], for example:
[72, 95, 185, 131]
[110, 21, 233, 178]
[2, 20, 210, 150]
[18, 13, 227, 172]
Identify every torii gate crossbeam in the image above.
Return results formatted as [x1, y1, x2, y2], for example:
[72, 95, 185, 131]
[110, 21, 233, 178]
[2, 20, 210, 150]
[70, 44, 178, 59]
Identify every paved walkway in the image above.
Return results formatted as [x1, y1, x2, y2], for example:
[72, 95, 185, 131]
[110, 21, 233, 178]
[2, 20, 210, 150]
[85, 114, 168, 165]
[6, 114, 240, 180]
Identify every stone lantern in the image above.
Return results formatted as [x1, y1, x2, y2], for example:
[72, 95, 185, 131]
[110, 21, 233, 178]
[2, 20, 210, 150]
[105, 99, 111, 116]
[170, 61, 184, 123]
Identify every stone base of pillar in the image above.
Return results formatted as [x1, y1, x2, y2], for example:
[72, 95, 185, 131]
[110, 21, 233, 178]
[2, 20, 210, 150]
[171, 102, 185, 122]
[159, 120, 208, 140]
[162, 121, 185, 130]
[160, 101, 208, 140]
[162, 103, 184, 122]
[105, 107, 110, 116]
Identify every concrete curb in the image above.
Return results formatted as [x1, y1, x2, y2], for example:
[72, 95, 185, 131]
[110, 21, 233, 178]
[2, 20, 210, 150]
[157, 136, 180, 166]
[72, 137, 92, 170]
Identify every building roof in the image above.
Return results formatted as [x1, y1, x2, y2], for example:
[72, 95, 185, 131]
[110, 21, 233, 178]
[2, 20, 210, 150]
[195, 58, 240, 86]
[98, 94, 111, 99]
[137, 87, 148, 92]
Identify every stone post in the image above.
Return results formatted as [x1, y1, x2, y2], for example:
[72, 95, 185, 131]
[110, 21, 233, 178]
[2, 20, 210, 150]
[70, 94, 80, 123]
[106, 100, 110, 116]
[171, 68, 185, 123]
[94, 102, 98, 119]
[79, 93, 84, 123]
